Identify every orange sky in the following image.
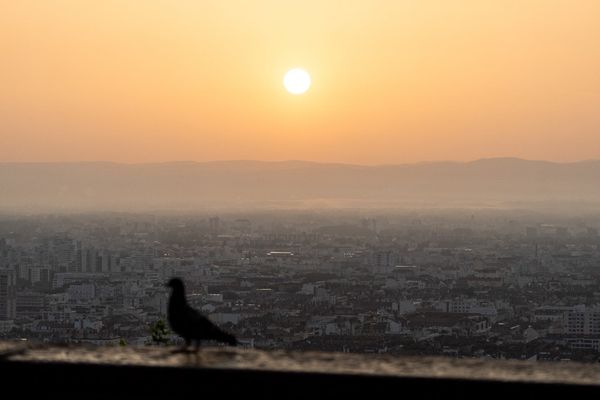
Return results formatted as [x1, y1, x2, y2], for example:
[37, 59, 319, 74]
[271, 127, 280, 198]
[1, 1, 599, 164]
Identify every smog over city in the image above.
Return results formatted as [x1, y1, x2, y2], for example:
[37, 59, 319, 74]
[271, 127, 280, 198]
[3, 1, 600, 381]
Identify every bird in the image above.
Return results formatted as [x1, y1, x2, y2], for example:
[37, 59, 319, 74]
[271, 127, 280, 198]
[166, 277, 238, 350]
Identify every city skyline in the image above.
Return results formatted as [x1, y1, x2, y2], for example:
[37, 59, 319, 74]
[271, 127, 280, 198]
[6, 0, 600, 383]
[3, 209, 600, 361]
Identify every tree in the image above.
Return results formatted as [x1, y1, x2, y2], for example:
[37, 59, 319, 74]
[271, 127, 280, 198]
[149, 319, 170, 346]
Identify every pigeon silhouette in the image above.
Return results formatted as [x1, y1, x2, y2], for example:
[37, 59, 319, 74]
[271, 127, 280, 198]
[166, 277, 238, 349]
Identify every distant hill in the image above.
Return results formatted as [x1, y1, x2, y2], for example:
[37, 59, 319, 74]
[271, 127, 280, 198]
[1, 158, 600, 211]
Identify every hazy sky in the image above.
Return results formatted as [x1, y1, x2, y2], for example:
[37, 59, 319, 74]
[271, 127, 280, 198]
[2, 1, 599, 164]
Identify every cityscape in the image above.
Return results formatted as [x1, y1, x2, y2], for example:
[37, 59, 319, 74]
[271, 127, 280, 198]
[2, 210, 600, 362]
[3, 5, 600, 395]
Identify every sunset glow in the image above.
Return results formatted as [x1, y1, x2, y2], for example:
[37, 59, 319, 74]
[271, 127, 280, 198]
[1, 1, 600, 164]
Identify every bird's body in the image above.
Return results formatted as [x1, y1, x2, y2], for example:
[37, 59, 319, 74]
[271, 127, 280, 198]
[167, 278, 237, 348]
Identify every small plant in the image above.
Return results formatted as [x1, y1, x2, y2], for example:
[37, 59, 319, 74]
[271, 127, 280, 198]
[150, 319, 170, 346]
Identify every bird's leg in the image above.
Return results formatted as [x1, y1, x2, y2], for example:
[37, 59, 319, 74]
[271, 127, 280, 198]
[171, 338, 191, 354]
[183, 338, 191, 352]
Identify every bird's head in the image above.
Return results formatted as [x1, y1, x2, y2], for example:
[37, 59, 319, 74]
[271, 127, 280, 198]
[166, 277, 185, 291]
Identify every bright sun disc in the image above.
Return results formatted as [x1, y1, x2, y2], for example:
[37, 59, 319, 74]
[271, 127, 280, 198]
[283, 68, 311, 94]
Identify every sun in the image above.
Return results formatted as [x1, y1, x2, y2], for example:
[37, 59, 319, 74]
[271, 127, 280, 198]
[283, 68, 311, 95]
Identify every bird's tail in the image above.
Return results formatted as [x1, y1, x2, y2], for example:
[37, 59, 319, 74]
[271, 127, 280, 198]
[214, 327, 238, 346]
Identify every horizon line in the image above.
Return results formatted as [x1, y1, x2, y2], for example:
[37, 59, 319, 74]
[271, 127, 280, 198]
[0, 156, 599, 167]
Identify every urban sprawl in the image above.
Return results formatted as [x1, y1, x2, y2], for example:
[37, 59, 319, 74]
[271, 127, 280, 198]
[1, 211, 600, 362]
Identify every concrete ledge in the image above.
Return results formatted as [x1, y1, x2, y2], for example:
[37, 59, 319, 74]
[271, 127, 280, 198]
[2, 341, 600, 398]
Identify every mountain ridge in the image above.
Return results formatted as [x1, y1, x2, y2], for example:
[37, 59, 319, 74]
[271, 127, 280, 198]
[1, 157, 598, 168]
[1, 158, 600, 211]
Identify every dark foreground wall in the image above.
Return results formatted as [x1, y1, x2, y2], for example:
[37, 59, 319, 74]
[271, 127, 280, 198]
[1, 342, 599, 399]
